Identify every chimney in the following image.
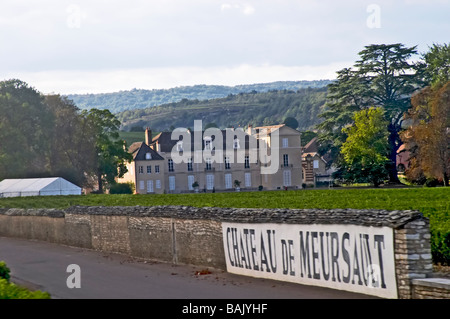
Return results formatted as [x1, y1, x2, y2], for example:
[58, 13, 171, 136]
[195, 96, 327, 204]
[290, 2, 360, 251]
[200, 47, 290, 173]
[145, 127, 152, 146]
[247, 124, 253, 135]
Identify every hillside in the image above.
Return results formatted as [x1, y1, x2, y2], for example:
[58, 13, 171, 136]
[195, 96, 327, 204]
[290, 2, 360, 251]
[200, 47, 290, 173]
[117, 87, 328, 132]
[67, 80, 332, 114]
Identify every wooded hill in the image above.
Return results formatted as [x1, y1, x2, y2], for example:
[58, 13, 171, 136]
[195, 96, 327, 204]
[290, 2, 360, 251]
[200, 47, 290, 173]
[116, 87, 328, 132]
[67, 80, 332, 114]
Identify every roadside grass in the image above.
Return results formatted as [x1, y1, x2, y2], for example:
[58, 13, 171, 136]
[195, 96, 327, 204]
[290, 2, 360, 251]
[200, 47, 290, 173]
[0, 261, 50, 299]
[1, 187, 448, 264]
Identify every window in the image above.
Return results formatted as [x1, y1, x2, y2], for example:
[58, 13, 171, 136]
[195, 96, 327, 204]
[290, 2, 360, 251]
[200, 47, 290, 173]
[283, 154, 289, 167]
[206, 174, 214, 190]
[176, 141, 183, 152]
[205, 158, 212, 171]
[139, 166, 144, 174]
[147, 166, 151, 174]
[139, 180, 145, 190]
[224, 157, 231, 170]
[282, 138, 289, 148]
[204, 137, 212, 150]
[188, 175, 195, 191]
[283, 170, 292, 187]
[145, 152, 152, 160]
[225, 174, 232, 189]
[168, 159, 174, 172]
[233, 138, 240, 149]
[245, 173, 252, 188]
[155, 165, 160, 174]
[244, 155, 250, 169]
[147, 180, 154, 193]
[313, 160, 319, 169]
[169, 176, 176, 191]
[156, 180, 161, 189]
[187, 157, 193, 171]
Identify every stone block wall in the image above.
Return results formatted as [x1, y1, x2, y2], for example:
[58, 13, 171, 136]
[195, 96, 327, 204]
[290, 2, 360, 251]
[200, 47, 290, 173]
[412, 278, 450, 299]
[128, 216, 173, 262]
[394, 218, 434, 299]
[0, 209, 65, 245]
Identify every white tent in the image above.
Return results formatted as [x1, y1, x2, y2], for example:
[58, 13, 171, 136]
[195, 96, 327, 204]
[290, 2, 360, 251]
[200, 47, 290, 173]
[0, 177, 82, 198]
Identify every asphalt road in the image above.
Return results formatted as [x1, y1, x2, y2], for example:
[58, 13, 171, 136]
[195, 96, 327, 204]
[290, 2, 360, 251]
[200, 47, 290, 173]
[0, 236, 377, 300]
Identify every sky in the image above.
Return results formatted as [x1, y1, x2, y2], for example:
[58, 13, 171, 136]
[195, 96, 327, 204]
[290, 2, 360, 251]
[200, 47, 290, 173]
[1, 0, 449, 95]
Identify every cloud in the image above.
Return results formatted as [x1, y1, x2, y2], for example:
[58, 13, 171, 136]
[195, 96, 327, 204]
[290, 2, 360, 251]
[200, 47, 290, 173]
[221, 3, 255, 15]
[1, 0, 448, 94]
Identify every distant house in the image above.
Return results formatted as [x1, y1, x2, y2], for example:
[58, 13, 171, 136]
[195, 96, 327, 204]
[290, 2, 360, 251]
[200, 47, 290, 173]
[396, 144, 411, 173]
[0, 177, 82, 198]
[118, 124, 304, 194]
[118, 137, 166, 194]
[301, 137, 334, 186]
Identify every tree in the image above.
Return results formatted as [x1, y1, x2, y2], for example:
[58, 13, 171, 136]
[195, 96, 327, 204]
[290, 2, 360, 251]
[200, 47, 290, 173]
[82, 109, 133, 193]
[317, 44, 421, 183]
[45, 95, 96, 187]
[283, 117, 299, 130]
[401, 82, 450, 186]
[420, 43, 450, 87]
[300, 131, 318, 147]
[0, 80, 133, 191]
[336, 107, 390, 186]
[401, 43, 450, 186]
[0, 79, 53, 179]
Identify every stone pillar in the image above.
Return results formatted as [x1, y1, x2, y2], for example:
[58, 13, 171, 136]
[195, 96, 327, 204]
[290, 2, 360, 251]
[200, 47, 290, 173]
[394, 218, 433, 299]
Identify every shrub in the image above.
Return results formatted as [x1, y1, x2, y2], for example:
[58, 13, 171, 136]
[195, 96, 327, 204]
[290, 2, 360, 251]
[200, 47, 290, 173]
[0, 262, 50, 299]
[430, 229, 450, 265]
[0, 278, 51, 299]
[109, 182, 135, 194]
[0, 261, 11, 282]
[425, 178, 443, 187]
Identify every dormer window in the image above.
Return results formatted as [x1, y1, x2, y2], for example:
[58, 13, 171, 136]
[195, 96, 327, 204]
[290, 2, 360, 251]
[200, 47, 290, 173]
[204, 137, 212, 150]
[145, 153, 152, 160]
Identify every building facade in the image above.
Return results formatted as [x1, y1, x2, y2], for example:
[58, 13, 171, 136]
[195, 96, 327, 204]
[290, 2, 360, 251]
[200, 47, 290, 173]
[118, 124, 303, 194]
[301, 137, 335, 187]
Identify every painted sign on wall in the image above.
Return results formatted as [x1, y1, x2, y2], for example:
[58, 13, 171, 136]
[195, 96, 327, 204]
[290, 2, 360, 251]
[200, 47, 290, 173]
[222, 222, 397, 298]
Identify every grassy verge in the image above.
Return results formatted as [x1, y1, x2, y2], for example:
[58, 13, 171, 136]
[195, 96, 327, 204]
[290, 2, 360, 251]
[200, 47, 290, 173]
[1, 187, 448, 264]
[0, 261, 50, 299]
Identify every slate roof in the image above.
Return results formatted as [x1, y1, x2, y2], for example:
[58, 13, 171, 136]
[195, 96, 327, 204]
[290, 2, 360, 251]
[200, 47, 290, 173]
[151, 130, 260, 153]
[303, 137, 319, 153]
[128, 142, 164, 161]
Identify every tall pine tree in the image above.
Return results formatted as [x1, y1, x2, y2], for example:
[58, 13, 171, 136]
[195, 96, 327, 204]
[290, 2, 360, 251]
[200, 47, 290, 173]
[317, 44, 421, 183]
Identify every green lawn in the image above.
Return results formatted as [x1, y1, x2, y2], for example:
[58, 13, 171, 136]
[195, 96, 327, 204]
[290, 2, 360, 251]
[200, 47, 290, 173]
[0, 187, 447, 212]
[1, 187, 448, 263]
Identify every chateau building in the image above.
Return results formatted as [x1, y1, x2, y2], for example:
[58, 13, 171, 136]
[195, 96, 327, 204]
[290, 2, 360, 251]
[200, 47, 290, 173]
[118, 124, 303, 194]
